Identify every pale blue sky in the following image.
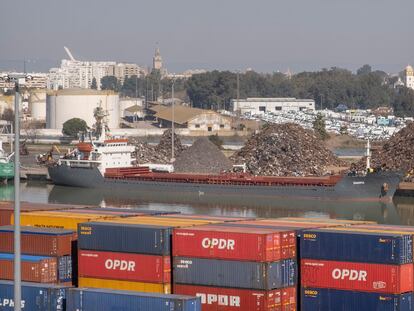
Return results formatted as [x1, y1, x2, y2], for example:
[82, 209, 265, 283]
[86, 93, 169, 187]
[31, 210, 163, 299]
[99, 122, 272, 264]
[0, 0, 413, 73]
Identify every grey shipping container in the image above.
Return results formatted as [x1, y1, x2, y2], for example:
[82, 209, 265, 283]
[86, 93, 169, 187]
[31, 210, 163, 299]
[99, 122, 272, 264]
[78, 222, 172, 255]
[173, 257, 296, 290]
[58, 255, 72, 283]
[67, 288, 201, 311]
[0, 280, 67, 311]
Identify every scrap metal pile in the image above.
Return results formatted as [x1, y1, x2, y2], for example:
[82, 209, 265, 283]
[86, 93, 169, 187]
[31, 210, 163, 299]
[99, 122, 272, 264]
[174, 137, 232, 174]
[356, 122, 414, 174]
[231, 123, 345, 176]
[133, 129, 186, 164]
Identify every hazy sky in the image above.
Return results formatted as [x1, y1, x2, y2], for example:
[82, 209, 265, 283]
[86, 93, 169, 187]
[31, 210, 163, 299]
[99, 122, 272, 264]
[1, 0, 413, 74]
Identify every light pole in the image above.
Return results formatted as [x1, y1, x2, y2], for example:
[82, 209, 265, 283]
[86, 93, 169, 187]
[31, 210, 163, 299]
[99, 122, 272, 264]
[171, 79, 176, 162]
[0, 73, 32, 311]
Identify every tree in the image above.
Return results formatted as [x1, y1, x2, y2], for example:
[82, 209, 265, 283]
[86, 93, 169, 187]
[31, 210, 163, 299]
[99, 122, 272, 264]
[101, 76, 119, 91]
[357, 64, 372, 75]
[62, 118, 88, 137]
[1, 108, 14, 122]
[313, 113, 329, 140]
[91, 77, 98, 90]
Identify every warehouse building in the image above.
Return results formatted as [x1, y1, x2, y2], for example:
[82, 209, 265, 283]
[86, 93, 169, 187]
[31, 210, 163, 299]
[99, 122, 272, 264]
[231, 97, 315, 115]
[151, 105, 231, 133]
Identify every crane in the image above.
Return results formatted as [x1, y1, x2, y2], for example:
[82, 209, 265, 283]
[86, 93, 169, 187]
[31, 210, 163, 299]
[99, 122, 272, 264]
[64, 46, 76, 61]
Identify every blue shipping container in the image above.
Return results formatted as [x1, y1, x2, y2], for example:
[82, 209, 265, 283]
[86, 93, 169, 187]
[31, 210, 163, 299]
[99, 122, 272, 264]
[173, 257, 296, 290]
[301, 287, 413, 311]
[301, 229, 413, 264]
[66, 288, 201, 311]
[78, 222, 172, 255]
[0, 280, 67, 311]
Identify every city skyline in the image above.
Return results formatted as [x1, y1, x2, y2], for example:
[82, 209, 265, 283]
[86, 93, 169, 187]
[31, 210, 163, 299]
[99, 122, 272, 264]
[0, 0, 413, 74]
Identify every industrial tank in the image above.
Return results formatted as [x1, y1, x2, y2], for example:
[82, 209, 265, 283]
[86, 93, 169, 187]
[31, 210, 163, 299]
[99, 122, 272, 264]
[46, 89, 120, 129]
[29, 90, 47, 121]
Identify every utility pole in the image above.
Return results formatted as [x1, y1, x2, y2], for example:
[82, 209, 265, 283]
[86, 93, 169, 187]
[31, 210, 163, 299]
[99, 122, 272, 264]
[236, 71, 240, 113]
[0, 73, 33, 311]
[171, 79, 176, 162]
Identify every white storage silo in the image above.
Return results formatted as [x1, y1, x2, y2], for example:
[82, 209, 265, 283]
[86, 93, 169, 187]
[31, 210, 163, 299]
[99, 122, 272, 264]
[46, 89, 120, 130]
[29, 90, 47, 121]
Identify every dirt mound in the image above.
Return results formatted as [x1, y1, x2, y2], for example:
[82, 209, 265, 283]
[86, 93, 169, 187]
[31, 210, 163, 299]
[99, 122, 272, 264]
[231, 123, 345, 176]
[174, 137, 232, 174]
[355, 122, 414, 173]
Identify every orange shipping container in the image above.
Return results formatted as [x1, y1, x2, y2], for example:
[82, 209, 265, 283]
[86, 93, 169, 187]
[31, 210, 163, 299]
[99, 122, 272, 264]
[78, 277, 171, 294]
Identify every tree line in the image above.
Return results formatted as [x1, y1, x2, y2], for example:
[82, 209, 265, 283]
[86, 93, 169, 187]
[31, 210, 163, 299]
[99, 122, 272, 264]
[100, 65, 414, 117]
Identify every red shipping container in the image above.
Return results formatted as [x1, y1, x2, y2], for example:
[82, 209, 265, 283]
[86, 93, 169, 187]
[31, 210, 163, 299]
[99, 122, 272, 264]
[301, 259, 413, 294]
[0, 255, 57, 283]
[78, 250, 170, 283]
[173, 225, 296, 261]
[0, 227, 73, 256]
[174, 284, 296, 311]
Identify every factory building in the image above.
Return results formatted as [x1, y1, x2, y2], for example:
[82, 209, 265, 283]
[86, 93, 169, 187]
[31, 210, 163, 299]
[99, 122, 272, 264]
[46, 89, 119, 130]
[231, 98, 316, 115]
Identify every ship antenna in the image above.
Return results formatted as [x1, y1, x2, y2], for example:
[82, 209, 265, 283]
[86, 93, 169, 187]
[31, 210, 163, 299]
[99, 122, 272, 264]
[366, 139, 371, 171]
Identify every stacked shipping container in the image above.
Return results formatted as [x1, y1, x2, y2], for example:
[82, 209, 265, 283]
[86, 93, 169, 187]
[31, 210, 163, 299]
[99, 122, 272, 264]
[0, 226, 75, 285]
[300, 227, 414, 310]
[172, 224, 298, 311]
[77, 216, 224, 293]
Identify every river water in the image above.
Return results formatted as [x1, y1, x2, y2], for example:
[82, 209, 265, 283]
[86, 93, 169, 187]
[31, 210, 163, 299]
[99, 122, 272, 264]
[1, 181, 414, 225]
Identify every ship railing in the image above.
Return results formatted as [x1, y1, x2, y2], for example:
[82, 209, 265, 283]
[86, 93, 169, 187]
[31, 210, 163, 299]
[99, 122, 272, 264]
[59, 159, 101, 169]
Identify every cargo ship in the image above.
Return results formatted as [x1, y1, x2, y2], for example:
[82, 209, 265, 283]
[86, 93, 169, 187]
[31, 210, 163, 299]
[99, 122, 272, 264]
[48, 133, 402, 208]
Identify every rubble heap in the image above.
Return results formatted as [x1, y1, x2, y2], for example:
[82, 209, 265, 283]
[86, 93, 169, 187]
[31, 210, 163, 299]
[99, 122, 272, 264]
[174, 137, 232, 174]
[356, 122, 414, 173]
[231, 123, 345, 176]
[133, 129, 185, 164]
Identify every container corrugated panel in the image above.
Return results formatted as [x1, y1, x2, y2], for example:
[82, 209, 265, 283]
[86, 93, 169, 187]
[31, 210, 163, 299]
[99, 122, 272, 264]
[58, 255, 72, 283]
[17, 211, 118, 230]
[0, 201, 87, 226]
[301, 287, 413, 311]
[300, 229, 413, 264]
[173, 225, 296, 261]
[174, 284, 297, 311]
[79, 250, 171, 283]
[0, 226, 74, 256]
[78, 222, 172, 255]
[0, 253, 57, 283]
[173, 257, 296, 290]
[0, 280, 68, 311]
[78, 277, 171, 294]
[214, 220, 298, 259]
[67, 288, 201, 311]
[301, 258, 413, 294]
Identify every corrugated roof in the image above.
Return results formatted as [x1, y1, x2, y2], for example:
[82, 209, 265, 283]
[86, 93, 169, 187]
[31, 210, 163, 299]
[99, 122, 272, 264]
[124, 105, 143, 113]
[155, 105, 217, 125]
